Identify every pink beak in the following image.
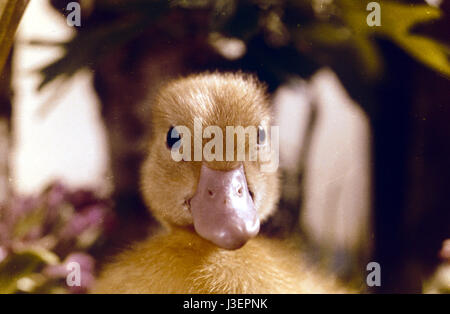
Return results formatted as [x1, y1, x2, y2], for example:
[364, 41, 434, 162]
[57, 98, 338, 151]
[190, 164, 260, 250]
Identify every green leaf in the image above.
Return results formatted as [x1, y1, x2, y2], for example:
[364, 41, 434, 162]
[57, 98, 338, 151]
[337, 0, 384, 77]
[12, 206, 46, 239]
[0, 247, 59, 294]
[37, 1, 170, 90]
[394, 34, 450, 77]
[339, 0, 450, 78]
[352, 34, 383, 78]
[376, 1, 450, 77]
[295, 23, 351, 46]
[76, 226, 102, 249]
[376, 1, 442, 36]
[37, 17, 152, 90]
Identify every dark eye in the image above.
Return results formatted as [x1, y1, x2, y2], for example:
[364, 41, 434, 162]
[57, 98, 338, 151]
[257, 126, 266, 145]
[166, 126, 181, 149]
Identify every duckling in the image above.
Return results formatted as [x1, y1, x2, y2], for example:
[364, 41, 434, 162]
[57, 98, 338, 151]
[94, 72, 347, 293]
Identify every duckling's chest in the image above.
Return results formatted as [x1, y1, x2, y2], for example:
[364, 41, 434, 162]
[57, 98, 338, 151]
[141, 234, 299, 293]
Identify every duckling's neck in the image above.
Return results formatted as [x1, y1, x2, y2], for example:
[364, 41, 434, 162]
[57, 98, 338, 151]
[165, 226, 225, 253]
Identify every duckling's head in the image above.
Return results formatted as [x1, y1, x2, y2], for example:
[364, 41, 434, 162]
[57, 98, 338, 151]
[141, 72, 280, 250]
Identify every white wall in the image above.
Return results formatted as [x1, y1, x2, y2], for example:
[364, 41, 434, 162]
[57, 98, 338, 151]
[11, 0, 109, 195]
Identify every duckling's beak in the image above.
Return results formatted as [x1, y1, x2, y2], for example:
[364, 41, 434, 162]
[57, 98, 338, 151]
[190, 164, 260, 250]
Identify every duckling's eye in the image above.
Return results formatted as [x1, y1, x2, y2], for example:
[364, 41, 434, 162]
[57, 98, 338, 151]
[166, 126, 181, 149]
[257, 126, 266, 145]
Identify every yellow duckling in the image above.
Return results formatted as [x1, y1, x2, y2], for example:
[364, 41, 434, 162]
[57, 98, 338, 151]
[94, 72, 347, 293]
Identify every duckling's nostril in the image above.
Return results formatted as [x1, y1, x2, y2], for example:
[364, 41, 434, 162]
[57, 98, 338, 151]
[237, 186, 243, 196]
[207, 189, 215, 197]
[184, 198, 191, 212]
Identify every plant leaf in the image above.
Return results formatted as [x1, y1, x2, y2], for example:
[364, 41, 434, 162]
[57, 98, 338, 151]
[0, 247, 59, 294]
[376, 1, 450, 77]
[339, 0, 450, 78]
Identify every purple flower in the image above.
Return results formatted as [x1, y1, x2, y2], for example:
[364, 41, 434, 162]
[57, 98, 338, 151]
[46, 182, 68, 209]
[44, 182, 69, 226]
[43, 252, 96, 293]
[0, 181, 116, 293]
[59, 205, 106, 240]
[6, 196, 40, 226]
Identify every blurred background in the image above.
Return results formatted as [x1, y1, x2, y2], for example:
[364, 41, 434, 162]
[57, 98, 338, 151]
[0, 0, 449, 293]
